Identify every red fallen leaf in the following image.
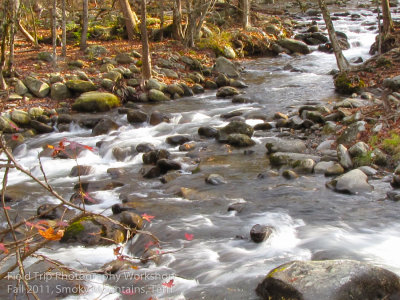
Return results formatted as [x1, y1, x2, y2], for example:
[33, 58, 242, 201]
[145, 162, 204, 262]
[83, 145, 94, 152]
[141, 213, 155, 222]
[11, 134, 19, 141]
[113, 246, 121, 256]
[9, 122, 20, 131]
[162, 279, 175, 288]
[0, 243, 9, 254]
[144, 241, 155, 250]
[26, 221, 47, 231]
[2, 206, 11, 210]
[185, 233, 194, 241]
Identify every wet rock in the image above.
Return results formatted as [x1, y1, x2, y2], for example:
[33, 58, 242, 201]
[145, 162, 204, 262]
[314, 161, 335, 174]
[119, 211, 143, 229]
[160, 171, 182, 183]
[256, 260, 400, 300]
[227, 133, 256, 147]
[325, 163, 345, 176]
[213, 56, 240, 78]
[205, 174, 227, 185]
[228, 202, 246, 213]
[327, 169, 373, 194]
[337, 121, 366, 146]
[92, 118, 119, 135]
[61, 215, 127, 245]
[278, 38, 310, 54]
[217, 121, 254, 142]
[387, 191, 400, 201]
[127, 109, 148, 124]
[37, 204, 62, 220]
[148, 89, 169, 101]
[282, 170, 299, 179]
[232, 95, 254, 104]
[150, 110, 170, 125]
[276, 118, 290, 128]
[198, 126, 218, 138]
[107, 167, 127, 179]
[337, 144, 353, 169]
[192, 84, 205, 94]
[78, 116, 102, 128]
[265, 138, 306, 154]
[390, 175, 400, 188]
[205, 80, 218, 89]
[112, 146, 133, 161]
[269, 152, 320, 166]
[303, 110, 325, 123]
[136, 143, 155, 153]
[142, 149, 170, 164]
[254, 122, 273, 131]
[179, 83, 194, 96]
[24, 76, 50, 98]
[72, 91, 120, 112]
[166, 134, 191, 146]
[143, 166, 162, 179]
[57, 114, 73, 124]
[230, 79, 248, 88]
[179, 141, 196, 151]
[221, 110, 243, 119]
[156, 159, 181, 173]
[70, 191, 98, 205]
[216, 86, 240, 98]
[30, 120, 54, 133]
[293, 158, 315, 173]
[274, 112, 289, 120]
[166, 84, 184, 96]
[70, 165, 94, 177]
[73, 180, 124, 192]
[250, 224, 273, 243]
[358, 166, 377, 176]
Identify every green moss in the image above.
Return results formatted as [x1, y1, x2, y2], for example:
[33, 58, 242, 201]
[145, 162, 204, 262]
[267, 265, 288, 278]
[61, 221, 85, 241]
[382, 132, 400, 155]
[72, 91, 120, 112]
[353, 151, 373, 167]
[334, 72, 365, 95]
[198, 31, 233, 56]
[369, 134, 379, 148]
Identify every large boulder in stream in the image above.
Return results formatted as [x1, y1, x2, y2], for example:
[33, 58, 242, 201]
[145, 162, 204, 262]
[265, 138, 306, 154]
[213, 56, 240, 78]
[72, 91, 120, 112]
[327, 169, 373, 194]
[277, 38, 311, 54]
[256, 260, 400, 300]
[217, 121, 254, 142]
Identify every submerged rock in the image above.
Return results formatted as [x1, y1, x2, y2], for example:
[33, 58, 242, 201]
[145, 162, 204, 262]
[256, 260, 400, 300]
[205, 174, 227, 185]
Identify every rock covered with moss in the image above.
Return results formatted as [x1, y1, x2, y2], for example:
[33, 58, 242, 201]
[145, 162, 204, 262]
[72, 91, 120, 112]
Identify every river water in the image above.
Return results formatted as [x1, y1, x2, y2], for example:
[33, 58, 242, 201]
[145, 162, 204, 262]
[3, 6, 400, 300]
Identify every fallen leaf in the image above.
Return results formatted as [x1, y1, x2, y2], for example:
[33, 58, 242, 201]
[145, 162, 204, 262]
[2, 206, 11, 210]
[38, 227, 64, 241]
[141, 213, 155, 222]
[185, 233, 194, 241]
[11, 134, 19, 141]
[0, 243, 9, 254]
[162, 279, 175, 288]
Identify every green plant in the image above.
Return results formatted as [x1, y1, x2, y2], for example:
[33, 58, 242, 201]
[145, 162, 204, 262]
[198, 31, 233, 56]
[353, 151, 373, 167]
[382, 132, 400, 155]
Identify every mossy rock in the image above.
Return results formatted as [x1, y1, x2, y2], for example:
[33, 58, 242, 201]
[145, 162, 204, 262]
[334, 72, 365, 94]
[66, 80, 97, 93]
[72, 91, 120, 112]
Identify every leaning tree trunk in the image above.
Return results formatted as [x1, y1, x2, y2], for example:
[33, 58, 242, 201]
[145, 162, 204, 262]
[382, 0, 393, 36]
[318, 0, 349, 72]
[80, 0, 89, 50]
[61, 0, 67, 57]
[52, 0, 58, 66]
[118, 0, 139, 41]
[172, 0, 183, 41]
[141, 0, 151, 81]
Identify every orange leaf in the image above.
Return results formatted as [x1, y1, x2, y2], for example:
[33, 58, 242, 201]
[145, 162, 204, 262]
[141, 213, 155, 222]
[47, 145, 54, 149]
[38, 227, 64, 241]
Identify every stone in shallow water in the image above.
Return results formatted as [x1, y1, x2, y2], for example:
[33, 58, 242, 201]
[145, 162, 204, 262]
[250, 224, 273, 243]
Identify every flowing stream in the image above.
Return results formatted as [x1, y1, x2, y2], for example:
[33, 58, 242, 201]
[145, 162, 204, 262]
[2, 6, 400, 300]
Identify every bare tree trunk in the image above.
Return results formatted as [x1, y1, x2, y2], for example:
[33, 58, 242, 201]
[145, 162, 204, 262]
[80, 0, 88, 50]
[382, 0, 393, 36]
[7, 0, 19, 76]
[61, 0, 67, 57]
[0, 2, 10, 90]
[172, 0, 183, 40]
[243, 0, 250, 29]
[52, 0, 58, 66]
[118, 0, 139, 41]
[141, 0, 151, 81]
[28, 0, 39, 46]
[377, 0, 382, 54]
[184, 0, 214, 48]
[160, 0, 164, 41]
[318, 0, 349, 72]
